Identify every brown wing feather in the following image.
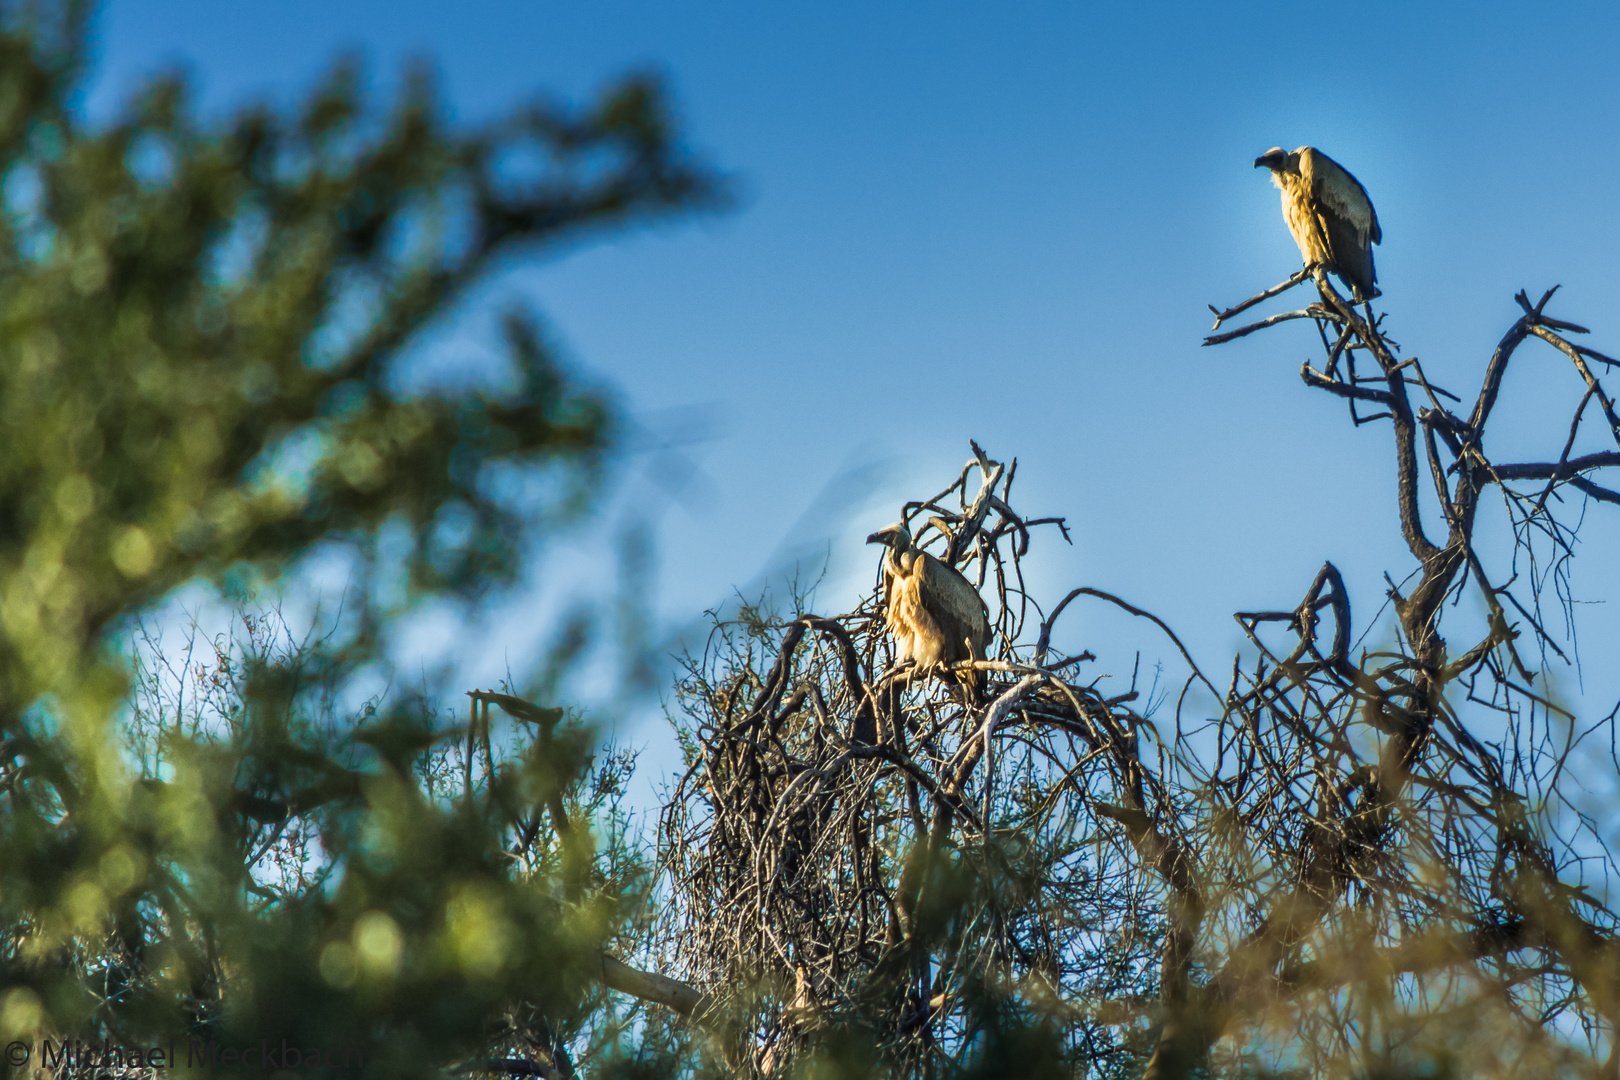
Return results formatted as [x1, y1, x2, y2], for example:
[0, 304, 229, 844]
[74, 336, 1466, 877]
[1298, 147, 1380, 299]
[1298, 148, 1379, 243]
[919, 554, 991, 664]
[1318, 210, 1378, 300]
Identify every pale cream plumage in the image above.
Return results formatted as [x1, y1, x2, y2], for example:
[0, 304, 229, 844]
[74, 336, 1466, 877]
[1255, 146, 1381, 301]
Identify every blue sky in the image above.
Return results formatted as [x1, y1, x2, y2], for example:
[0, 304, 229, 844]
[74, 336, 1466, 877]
[88, 1, 1620, 777]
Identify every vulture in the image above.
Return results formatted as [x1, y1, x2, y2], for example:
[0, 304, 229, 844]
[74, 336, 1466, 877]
[1254, 146, 1381, 301]
[866, 522, 991, 697]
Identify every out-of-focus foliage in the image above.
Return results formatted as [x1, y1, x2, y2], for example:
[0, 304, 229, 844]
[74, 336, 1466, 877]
[0, 3, 717, 1076]
[111, 612, 672, 1079]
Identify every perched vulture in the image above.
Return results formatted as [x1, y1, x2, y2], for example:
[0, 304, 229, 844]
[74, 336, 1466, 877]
[866, 522, 991, 697]
[1254, 146, 1381, 301]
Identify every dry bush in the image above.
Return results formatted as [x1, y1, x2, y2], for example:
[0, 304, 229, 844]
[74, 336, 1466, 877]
[648, 273, 1620, 1080]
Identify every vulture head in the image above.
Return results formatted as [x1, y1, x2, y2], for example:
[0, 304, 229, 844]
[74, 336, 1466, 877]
[865, 521, 913, 551]
[866, 521, 918, 575]
[1253, 147, 1294, 174]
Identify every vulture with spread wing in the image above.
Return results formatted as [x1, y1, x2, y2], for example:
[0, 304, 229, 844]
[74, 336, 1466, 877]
[867, 522, 991, 698]
[1255, 146, 1381, 301]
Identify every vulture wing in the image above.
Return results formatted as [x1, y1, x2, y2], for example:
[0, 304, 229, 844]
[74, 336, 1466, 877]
[1298, 147, 1381, 299]
[918, 553, 992, 664]
[1299, 148, 1379, 245]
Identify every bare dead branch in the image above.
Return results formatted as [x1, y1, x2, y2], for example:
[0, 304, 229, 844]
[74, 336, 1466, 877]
[1208, 268, 1312, 330]
[1203, 307, 1328, 346]
[1301, 363, 1394, 405]
[601, 954, 712, 1018]
[651, 311, 1620, 1076]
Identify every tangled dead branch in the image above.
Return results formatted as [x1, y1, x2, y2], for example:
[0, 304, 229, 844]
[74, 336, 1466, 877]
[656, 446, 1172, 1075]
[644, 272, 1620, 1078]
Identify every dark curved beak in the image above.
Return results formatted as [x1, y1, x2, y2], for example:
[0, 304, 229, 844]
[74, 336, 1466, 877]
[865, 531, 885, 545]
[1253, 155, 1270, 169]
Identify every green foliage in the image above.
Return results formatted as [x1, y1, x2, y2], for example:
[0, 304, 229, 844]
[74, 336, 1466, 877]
[0, 4, 717, 1076]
